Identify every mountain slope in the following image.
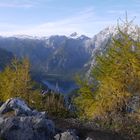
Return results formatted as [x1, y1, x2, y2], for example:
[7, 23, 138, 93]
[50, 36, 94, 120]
[0, 35, 91, 80]
[0, 26, 127, 80]
[87, 25, 140, 74]
[0, 26, 126, 93]
[0, 48, 13, 70]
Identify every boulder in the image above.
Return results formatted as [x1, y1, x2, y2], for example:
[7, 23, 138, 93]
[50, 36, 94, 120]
[0, 98, 55, 140]
[54, 130, 79, 140]
[0, 116, 55, 140]
[0, 98, 32, 116]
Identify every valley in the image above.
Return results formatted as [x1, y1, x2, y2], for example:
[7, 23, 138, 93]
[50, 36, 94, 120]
[0, 0, 139, 139]
[0, 28, 115, 94]
[0, 23, 140, 140]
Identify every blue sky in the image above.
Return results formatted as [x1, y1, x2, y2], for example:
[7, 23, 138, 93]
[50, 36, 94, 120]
[0, 0, 140, 37]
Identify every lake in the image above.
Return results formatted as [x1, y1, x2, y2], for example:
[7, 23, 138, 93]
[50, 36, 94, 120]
[42, 80, 78, 94]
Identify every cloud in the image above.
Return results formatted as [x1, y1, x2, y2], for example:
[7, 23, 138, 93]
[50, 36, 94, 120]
[0, 7, 119, 37]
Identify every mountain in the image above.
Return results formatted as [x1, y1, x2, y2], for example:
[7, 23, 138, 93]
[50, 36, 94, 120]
[86, 26, 118, 73]
[0, 27, 120, 78]
[87, 25, 140, 74]
[0, 34, 91, 80]
[0, 26, 127, 87]
[0, 48, 13, 71]
[0, 26, 126, 93]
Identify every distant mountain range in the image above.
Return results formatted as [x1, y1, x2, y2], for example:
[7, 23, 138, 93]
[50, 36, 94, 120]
[0, 34, 90, 80]
[0, 27, 119, 81]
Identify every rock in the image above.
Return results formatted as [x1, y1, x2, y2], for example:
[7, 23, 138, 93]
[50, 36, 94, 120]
[54, 133, 61, 140]
[0, 98, 32, 116]
[54, 130, 79, 140]
[0, 116, 55, 140]
[85, 137, 93, 140]
[32, 110, 48, 119]
[127, 95, 140, 113]
[32, 109, 39, 116]
[0, 98, 55, 140]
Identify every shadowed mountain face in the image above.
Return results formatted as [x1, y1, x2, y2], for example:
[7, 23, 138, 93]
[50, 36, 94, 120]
[0, 48, 13, 70]
[0, 35, 92, 80]
[1, 25, 131, 79]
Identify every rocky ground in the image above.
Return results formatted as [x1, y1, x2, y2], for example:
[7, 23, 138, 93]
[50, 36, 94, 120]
[52, 118, 127, 140]
[0, 98, 128, 140]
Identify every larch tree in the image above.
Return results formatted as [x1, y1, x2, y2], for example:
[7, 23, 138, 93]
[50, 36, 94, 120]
[0, 58, 40, 104]
[75, 19, 140, 119]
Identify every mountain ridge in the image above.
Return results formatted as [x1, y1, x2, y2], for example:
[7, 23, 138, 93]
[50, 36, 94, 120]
[0, 25, 125, 81]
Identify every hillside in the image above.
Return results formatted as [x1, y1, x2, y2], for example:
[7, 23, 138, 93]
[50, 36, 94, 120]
[0, 48, 13, 70]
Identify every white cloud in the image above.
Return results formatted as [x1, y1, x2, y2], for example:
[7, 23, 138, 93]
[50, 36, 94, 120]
[0, 7, 121, 37]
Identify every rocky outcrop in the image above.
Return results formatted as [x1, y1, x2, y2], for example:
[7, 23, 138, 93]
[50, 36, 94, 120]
[0, 98, 127, 140]
[0, 98, 32, 116]
[0, 98, 55, 140]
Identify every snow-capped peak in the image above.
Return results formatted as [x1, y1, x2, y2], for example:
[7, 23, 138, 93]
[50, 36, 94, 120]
[69, 32, 90, 41]
[69, 32, 78, 38]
